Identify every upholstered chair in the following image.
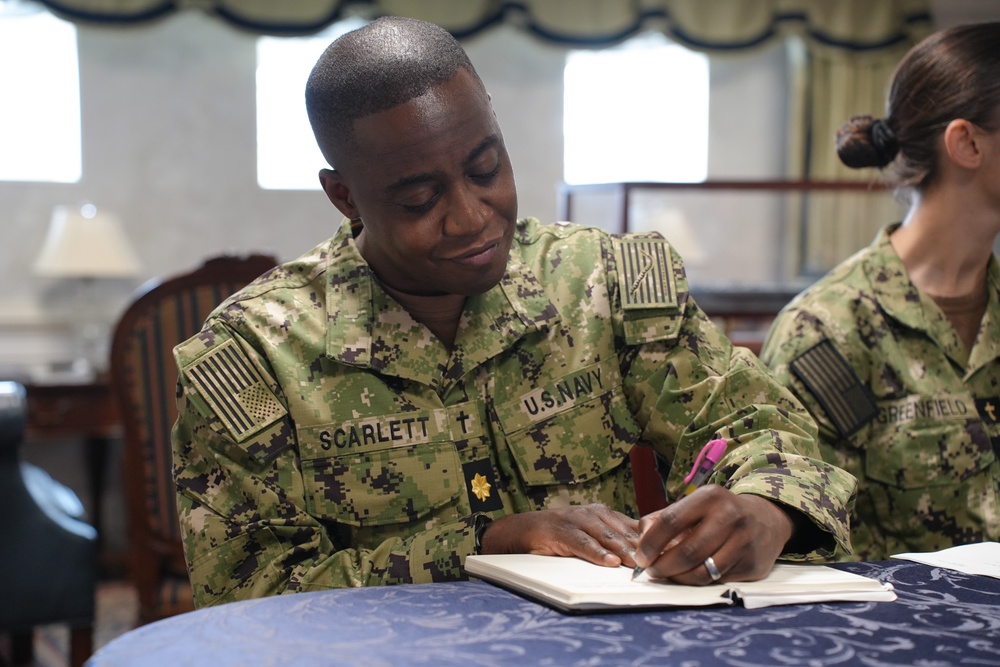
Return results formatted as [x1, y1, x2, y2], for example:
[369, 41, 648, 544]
[0, 380, 97, 667]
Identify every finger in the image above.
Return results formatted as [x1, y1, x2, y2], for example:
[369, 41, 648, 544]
[593, 507, 641, 538]
[590, 518, 640, 568]
[634, 489, 715, 568]
[526, 505, 639, 567]
[601, 509, 642, 547]
[574, 507, 643, 567]
[559, 504, 640, 561]
[640, 517, 722, 583]
[543, 529, 625, 568]
[657, 536, 745, 586]
[644, 493, 787, 584]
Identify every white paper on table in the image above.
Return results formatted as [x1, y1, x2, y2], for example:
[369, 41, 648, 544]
[891, 542, 1000, 579]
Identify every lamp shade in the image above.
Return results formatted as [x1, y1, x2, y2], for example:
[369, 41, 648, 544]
[33, 204, 142, 278]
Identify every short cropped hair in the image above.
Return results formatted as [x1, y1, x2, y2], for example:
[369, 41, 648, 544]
[305, 16, 485, 168]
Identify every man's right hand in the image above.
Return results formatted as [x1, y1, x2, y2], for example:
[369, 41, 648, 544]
[479, 504, 640, 568]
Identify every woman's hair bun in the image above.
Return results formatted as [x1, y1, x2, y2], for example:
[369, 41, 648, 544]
[836, 115, 899, 169]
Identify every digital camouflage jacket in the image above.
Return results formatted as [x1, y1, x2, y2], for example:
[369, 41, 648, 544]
[173, 218, 857, 606]
[762, 223, 1000, 560]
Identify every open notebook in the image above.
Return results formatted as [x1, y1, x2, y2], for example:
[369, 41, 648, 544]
[466, 554, 896, 612]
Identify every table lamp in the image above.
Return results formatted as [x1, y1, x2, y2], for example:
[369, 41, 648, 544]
[33, 203, 142, 377]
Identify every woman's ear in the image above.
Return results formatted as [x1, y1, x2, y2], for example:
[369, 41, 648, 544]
[319, 169, 360, 220]
[942, 119, 985, 170]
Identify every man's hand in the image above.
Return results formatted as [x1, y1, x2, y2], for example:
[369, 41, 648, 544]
[633, 486, 795, 585]
[480, 504, 640, 568]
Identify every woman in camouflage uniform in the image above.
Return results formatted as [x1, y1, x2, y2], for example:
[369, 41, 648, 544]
[762, 22, 1000, 561]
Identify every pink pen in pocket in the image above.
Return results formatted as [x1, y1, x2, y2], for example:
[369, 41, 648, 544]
[682, 438, 728, 496]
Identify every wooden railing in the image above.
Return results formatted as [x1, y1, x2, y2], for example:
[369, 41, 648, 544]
[558, 179, 895, 354]
[557, 179, 892, 232]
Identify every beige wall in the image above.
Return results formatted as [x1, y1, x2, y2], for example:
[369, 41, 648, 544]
[0, 11, 786, 374]
[1, 4, 997, 375]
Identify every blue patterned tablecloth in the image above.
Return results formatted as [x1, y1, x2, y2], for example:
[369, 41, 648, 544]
[87, 561, 1000, 667]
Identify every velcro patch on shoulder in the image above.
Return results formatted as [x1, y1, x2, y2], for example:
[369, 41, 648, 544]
[183, 338, 287, 442]
[615, 238, 676, 310]
[790, 339, 878, 437]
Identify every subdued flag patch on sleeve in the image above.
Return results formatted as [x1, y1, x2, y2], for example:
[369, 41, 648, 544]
[184, 338, 286, 442]
[790, 339, 878, 437]
[615, 238, 676, 310]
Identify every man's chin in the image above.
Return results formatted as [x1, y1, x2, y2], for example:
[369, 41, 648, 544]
[463, 265, 508, 296]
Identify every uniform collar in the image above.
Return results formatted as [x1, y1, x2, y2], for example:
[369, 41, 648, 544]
[323, 218, 559, 386]
[968, 253, 1000, 376]
[867, 222, 1000, 372]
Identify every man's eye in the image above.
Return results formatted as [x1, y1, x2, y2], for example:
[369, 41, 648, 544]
[398, 187, 440, 213]
[403, 198, 437, 214]
[470, 161, 501, 183]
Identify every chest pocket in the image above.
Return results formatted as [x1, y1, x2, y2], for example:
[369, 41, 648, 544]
[495, 362, 640, 487]
[299, 410, 464, 527]
[302, 441, 463, 528]
[866, 394, 995, 489]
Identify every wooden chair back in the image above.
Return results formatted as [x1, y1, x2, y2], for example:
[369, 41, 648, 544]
[109, 253, 277, 624]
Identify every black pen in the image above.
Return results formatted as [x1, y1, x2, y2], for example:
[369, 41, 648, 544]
[631, 439, 727, 581]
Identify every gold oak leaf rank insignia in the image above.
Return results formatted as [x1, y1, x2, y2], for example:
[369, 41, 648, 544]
[463, 459, 502, 512]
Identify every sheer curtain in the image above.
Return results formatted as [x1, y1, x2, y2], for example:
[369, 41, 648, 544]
[32, 0, 930, 47]
[792, 49, 917, 276]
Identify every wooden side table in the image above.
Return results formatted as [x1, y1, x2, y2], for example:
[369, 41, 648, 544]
[23, 376, 122, 570]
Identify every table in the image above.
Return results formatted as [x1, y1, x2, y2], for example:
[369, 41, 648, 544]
[87, 561, 1000, 667]
[23, 377, 121, 567]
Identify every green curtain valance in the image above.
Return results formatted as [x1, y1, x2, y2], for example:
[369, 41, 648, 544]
[33, 0, 931, 52]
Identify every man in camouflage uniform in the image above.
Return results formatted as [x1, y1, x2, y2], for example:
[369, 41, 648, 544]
[172, 16, 857, 607]
[761, 224, 1000, 560]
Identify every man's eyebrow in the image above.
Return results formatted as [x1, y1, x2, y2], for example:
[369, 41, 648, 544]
[464, 135, 501, 165]
[385, 135, 502, 193]
[386, 172, 434, 193]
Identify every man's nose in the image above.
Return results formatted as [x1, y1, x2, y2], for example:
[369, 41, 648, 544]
[442, 184, 488, 236]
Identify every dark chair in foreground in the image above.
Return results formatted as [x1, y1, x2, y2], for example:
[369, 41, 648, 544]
[109, 253, 277, 625]
[0, 380, 96, 667]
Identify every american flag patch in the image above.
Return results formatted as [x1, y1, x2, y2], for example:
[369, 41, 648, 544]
[616, 238, 676, 309]
[790, 339, 878, 437]
[185, 339, 286, 441]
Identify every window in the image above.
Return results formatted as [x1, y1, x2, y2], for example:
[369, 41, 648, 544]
[563, 33, 709, 185]
[255, 18, 367, 190]
[0, 8, 81, 183]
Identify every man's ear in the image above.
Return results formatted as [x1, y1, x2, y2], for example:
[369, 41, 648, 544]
[943, 119, 984, 170]
[319, 169, 360, 220]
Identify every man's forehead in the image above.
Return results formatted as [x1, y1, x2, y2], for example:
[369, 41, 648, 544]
[337, 73, 498, 175]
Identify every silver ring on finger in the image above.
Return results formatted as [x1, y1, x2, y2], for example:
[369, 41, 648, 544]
[704, 556, 722, 582]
